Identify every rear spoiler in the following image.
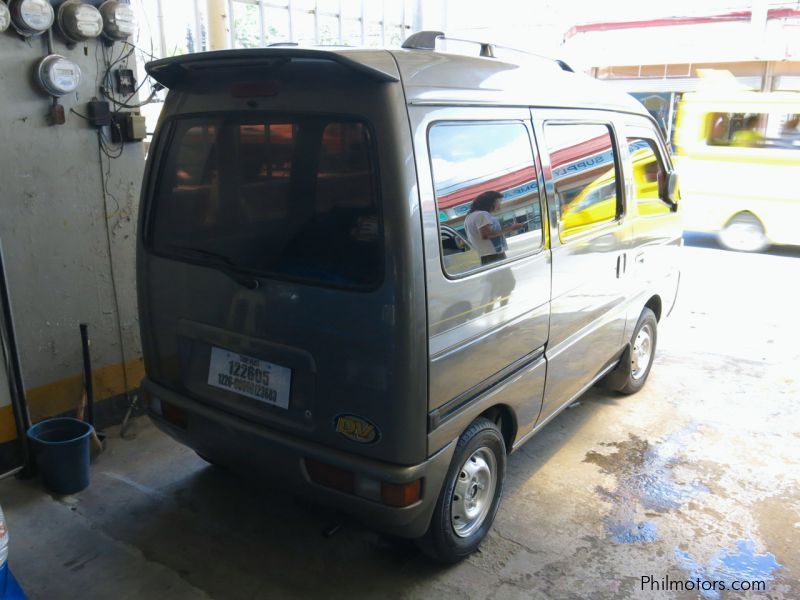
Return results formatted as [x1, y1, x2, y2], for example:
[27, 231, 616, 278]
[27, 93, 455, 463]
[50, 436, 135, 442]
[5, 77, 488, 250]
[146, 48, 400, 89]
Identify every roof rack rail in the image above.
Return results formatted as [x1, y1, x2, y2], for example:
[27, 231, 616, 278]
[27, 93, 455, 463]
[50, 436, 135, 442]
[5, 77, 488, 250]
[401, 30, 575, 72]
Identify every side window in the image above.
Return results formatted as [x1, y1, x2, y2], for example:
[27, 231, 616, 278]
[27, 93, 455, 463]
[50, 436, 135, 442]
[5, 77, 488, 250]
[706, 112, 800, 149]
[544, 123, 620, 239]
[626, 137, 671, 216]
[428, 122, 543, 276]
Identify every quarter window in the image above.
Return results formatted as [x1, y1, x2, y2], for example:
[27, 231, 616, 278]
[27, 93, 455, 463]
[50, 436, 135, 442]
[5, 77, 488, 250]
[544, 123, 620, 239]
[626, 137, 671, 216]
[428, 122, 543, 276]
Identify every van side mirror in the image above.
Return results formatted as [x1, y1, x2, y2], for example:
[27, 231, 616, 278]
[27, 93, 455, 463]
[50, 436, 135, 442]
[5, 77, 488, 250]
[658, 170, 680, 211]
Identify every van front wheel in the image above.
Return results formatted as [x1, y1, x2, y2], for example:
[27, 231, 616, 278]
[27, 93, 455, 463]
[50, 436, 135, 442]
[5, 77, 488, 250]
[417, 417, 506, 563]
[609, 307, 658, 395]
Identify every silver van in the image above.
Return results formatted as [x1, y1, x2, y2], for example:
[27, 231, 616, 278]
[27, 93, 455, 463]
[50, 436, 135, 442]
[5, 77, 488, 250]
[137, 32, 681, 562]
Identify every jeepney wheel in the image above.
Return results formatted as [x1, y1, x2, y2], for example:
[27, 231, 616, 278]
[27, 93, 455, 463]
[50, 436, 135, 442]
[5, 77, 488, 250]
[718, 212, 768, 253]
[418, 417, 506, 563]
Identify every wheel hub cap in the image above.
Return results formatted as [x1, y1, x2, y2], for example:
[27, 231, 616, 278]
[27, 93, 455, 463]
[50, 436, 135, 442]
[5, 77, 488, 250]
[451, 447, 497, 538]
[631, 324, 653, 380]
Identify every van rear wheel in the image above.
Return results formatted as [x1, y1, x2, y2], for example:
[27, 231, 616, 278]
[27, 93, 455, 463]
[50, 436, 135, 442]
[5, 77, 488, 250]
[605, 307, 658, 395]
[417, 417, 506, 563]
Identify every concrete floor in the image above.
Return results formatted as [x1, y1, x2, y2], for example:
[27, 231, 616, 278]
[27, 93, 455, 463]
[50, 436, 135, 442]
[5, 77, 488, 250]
[2, 235, 799, 599]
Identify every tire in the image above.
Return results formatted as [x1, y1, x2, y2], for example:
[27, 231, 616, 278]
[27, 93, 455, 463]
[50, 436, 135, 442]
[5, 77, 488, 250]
[605, 308, 658, 395]
[417, 417, 506, 563]
[718, 212, 768, 253]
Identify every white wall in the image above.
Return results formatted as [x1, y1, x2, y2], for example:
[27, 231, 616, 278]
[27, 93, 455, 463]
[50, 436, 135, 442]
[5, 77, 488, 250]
[0, 28, 145, 421]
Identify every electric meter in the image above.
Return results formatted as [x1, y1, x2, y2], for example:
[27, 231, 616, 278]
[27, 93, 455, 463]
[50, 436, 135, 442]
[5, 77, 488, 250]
[0, 2, 11, 34]
[36, 55, 82, 97]
[8, 0, 54, 36]
[99, 1, 136, 41]
[58, 1, 104, 43]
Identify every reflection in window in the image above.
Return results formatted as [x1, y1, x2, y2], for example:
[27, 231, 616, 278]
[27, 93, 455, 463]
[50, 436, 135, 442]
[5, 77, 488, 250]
[544, 123, 620, 238]
[627, 138, 671, 216]
[429, 122, 543, 276]
[151, 118, 381, 289]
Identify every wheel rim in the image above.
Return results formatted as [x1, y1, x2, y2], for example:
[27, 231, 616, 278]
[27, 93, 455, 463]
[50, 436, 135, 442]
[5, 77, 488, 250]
[451, 447, 497, 538]
[631, 323, 654, 380]
[720, 217, 766, 252]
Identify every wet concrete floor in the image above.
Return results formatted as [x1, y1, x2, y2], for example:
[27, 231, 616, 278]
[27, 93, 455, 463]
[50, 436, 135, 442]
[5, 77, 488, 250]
[2, 236, 799, 599]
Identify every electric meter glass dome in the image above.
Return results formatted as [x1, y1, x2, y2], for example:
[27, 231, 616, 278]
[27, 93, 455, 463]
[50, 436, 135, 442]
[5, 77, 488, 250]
[0, 3, 11, 34]
[59, 1, 104, 42]
[37, 55, 82, 97]
[9, 0, 55, 36]
[99, 1, 136, 40]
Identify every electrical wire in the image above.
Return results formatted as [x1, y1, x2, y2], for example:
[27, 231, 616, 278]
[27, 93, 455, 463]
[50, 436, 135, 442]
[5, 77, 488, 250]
[95, 132, 130, 410]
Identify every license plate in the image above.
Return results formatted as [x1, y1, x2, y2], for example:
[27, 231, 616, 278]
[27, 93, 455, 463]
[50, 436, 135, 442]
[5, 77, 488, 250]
[207, 347, 291, 409]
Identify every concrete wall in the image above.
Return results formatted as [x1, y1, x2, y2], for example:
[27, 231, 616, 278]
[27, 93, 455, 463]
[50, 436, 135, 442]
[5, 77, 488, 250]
[0, 17, 145, 431]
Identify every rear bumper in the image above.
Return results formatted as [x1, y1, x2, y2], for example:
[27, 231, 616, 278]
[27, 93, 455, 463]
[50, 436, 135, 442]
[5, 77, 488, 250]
[141, 378, 456, 538]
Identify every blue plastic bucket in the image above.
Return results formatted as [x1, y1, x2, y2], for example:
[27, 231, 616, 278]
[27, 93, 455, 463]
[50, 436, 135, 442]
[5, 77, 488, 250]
[27, 417, 93, 495]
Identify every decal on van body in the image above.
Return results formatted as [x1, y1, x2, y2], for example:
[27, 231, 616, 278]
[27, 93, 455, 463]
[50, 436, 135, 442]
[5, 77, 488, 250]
[334, 414, 380, 444]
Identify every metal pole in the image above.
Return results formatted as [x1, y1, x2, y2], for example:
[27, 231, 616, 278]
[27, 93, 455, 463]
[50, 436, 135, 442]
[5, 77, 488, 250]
[0, 239, 33, 477]
[155, 0, 168, 56]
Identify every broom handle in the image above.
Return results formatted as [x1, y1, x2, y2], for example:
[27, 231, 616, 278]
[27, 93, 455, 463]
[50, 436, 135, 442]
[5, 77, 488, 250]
[79, 324, 95, 426]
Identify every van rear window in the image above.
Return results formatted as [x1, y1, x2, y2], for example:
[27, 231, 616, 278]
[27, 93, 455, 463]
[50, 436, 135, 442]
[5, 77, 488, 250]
[148, 116, 382, 289]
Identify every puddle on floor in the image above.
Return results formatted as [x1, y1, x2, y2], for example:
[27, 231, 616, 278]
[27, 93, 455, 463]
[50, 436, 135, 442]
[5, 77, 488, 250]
[584, 428, 708, 544]
[675, 538, 783, 599]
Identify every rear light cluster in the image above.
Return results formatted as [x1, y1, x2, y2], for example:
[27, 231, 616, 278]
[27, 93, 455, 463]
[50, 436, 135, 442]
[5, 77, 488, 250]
[148, 395, 188, 429]
[305, 459, 422, 508]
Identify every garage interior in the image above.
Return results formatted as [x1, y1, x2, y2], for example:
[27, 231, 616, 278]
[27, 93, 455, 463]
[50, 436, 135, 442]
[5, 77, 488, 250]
[0, 1, 798, 599]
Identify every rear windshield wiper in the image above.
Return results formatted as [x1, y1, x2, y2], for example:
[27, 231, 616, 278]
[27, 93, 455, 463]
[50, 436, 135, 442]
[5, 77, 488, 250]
[165, 245, 262, 289]
[166, 245, 236, 267]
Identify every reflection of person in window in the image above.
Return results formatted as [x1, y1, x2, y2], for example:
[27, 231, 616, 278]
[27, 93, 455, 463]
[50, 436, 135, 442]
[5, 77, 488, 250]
[464, 191, 522, 266]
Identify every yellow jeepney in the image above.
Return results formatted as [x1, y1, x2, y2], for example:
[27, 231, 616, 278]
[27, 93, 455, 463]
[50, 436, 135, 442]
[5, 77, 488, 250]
[673, 91, 800, 251]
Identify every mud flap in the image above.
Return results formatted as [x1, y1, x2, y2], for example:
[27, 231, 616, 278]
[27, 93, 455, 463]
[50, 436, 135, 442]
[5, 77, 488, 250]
[601, 344, 631, 392]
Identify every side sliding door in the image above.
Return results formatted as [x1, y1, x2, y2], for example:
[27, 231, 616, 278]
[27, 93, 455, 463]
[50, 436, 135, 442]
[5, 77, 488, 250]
[532, 110, 633, 426]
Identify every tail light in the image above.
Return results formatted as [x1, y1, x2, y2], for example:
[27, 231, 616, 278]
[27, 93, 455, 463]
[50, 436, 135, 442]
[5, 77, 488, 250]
[147, 393, 188, 429]
[305, 459, 421, 508]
